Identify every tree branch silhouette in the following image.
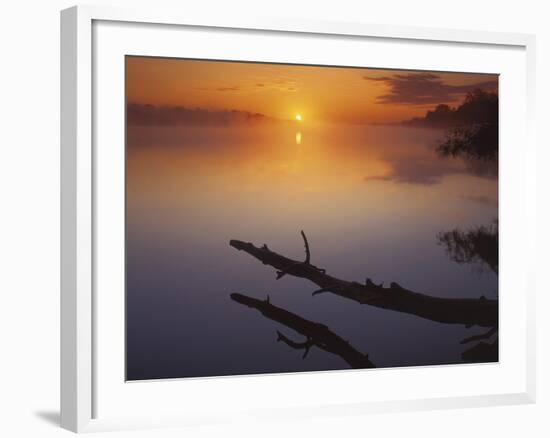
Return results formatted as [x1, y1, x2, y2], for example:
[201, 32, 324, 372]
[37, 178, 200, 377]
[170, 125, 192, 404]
[273, 230, 325, 280]
[231, 292, 375, 369]
[460, 327, 497, 345]
[230, 232, 497, 328]
[276, 331, 315, 359]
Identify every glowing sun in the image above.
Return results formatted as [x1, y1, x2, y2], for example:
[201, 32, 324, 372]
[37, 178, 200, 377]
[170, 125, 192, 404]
[295, 114, 302, 122]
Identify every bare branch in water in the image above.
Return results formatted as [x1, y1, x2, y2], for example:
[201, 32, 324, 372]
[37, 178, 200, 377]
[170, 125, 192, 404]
[230, 232, 497, 328]
[275, 230, 326, 280]
[301, 230, 311, 264]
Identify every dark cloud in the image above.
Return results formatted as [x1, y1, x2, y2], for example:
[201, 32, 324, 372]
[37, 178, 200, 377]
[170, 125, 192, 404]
[365, 73, 498, 105]
[197, 79, 298, 93]
[127, 103, 269, 126]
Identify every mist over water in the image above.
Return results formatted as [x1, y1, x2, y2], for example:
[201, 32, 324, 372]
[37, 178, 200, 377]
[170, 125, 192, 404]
[126, 123, 498, 380]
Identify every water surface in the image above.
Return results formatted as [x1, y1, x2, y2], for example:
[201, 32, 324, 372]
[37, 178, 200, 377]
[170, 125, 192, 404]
[126, 123, 498, 380]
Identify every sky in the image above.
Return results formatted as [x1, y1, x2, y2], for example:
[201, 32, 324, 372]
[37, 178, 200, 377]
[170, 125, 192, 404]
[126, 56, 498, 125]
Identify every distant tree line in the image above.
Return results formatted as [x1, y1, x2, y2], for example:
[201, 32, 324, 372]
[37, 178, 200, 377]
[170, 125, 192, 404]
[404, 89, 498, 164]
[403, 89, 498, 129]
[127, 103, 270, 126]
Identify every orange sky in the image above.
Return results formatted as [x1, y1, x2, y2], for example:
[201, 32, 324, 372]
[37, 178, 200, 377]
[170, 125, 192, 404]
[126, 56, 498, 125]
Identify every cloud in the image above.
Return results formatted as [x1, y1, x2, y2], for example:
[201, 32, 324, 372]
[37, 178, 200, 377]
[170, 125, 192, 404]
[194, 85, 240, 92]
[252, 77, 300, 92]
[127, 103, 270, 126]
[364, 73, 498, 105]
[197, 77, 299, 93]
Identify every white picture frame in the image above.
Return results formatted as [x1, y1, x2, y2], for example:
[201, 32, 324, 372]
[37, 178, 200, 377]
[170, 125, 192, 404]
[60, 4, 536, 433]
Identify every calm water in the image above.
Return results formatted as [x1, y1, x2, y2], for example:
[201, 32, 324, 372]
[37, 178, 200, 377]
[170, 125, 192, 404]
[126, 123, 498, 380]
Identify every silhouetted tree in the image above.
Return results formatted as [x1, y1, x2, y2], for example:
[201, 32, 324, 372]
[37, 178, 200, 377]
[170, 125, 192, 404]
[402, 89, 498, 130]
[454, 89, 498, 125]
[424, 104, 454, 126]
[437, 221, 498, 274]
[436, 90, 498, 162]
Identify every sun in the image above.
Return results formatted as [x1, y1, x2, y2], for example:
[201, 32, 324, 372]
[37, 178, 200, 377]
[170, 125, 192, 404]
[295, 114, 302, 122]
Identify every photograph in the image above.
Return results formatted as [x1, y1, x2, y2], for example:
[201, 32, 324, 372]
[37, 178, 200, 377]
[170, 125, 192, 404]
[125, 56, 499, 381]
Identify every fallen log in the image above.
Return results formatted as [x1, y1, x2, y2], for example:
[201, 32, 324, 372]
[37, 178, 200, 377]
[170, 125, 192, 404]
[231, 292, 375, 368]
[230, 232, 498, 328]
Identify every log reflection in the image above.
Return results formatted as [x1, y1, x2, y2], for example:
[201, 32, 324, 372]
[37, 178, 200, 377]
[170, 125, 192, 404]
[231, 292, 375, 369]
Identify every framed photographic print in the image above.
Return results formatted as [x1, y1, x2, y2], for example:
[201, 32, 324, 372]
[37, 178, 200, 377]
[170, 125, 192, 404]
[61, 5, 536, 433]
